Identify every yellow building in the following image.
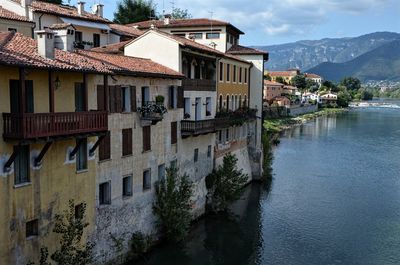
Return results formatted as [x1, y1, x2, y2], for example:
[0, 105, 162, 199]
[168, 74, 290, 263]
[265, 69, 300, 84]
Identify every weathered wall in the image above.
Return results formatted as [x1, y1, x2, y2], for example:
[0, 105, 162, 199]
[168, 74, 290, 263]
[0, 18, 33, 37]
[289, 104, 318, 117]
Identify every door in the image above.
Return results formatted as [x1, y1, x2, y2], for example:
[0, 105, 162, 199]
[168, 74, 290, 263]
[75, 83, 85, 112]
[10, 80, 34, 113]
[195, 97, 201, 121]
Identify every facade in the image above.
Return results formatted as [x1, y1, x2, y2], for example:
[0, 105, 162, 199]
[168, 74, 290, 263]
[320, 93, 338, 105]
[272, 96, 291, 107]
[305, 73, 323, 87]
[0, 6, 34, 36]
[264, 80, 285, 102]
[266, 69, 300, 84]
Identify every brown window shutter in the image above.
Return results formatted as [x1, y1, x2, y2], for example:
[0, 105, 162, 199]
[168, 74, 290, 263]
[109, 86, 115, 113]
[115, 85, 122, 113]
[177, 86, 184, 108]
[99, 132, 110, 161]
[122, 128, 132, 156]
[97, 85, 105, 111]
[143, 126, 151, 151]
[130, 86, 137, 112]
[171, 122, 177, 144]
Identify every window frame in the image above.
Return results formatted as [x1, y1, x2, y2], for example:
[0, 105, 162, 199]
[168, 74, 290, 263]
[26, 219, 38, 238]
[206, 32, 220, 39]
[122, 175, 133, 197]
[76, 138, 88, 172]
[143, 169, 151, 191]
[14, 145, 30, 186]
[99, 181, 111, 205]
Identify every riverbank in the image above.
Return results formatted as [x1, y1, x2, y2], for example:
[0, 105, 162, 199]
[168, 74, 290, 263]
[264, 108, 347, 135]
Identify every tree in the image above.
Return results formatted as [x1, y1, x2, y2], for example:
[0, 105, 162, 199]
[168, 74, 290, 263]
[305, 79, 318, 92]
[337, 91, 352, 107]
[114, 0, 157, 24]
[37, 0, 63, 4]
[171, 8, 192, 19]
[291, 75, 306, 90]
[275, 76, 286, 84]
[206, 153, 248, 212]
[340, 77, 361, 91]
[153, 167, 193, 242]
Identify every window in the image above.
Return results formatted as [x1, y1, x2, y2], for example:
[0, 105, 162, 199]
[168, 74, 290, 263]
[189, 33, 203, 39]
[170, 159, 177, 169]
[226, 95, 230, 111]
[239, 67, 243, 83]
[122, 87, 131, 112]
[143, 169, 151, 190]
[99, 132, 111, 161]
[194, 148, 199, 162]
[93, 33, 100, 47]
[226, 129, 230, 141]
[122, 129, 132, 156]
[141, 86, 150, 106]
[14, 145, 30, 185]
[8, 28, 17, 32]
[75, 31, 83, 48]
[99, 182, 111, 205]
[158, 164, 165, 181]
[169, 86, 177, 109]
[233, 65, 237, 82]
[171, 122, 177, 145]
[226, 64, 231, 82]
[219, 62, 224, 81]
[75, 203, 84, 219]
[26, 219, 38, 238]
[76, 138, 87, 171]
[206, 32, 220, 39]
[244, 68, 248, 83]
[143, 126, 151, 152]
[207, 145, 212, 158]
[219, 95, 223, 111]
[184, 97, 191, 117]
[206, 97, 212, 116]
[123, 176, 133, 197]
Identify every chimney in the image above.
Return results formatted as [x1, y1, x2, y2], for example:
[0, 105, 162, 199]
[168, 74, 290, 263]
[164, 14, 171, 25]
[93, 3, 104, 17]
[36, 29, 55, 59]
[77, 1, 85, 15]
[52, 26, 75, 52]
[21, 0, 32, 8]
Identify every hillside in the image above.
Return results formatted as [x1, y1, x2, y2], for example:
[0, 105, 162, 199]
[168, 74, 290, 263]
[307, 40, 400, 82]
[255, 32, 400, 71]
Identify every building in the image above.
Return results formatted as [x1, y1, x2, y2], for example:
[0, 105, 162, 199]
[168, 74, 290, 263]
[266, 69, 300, 84]
[264, 80, 284, 102]
[0, 0, 117, 48]
[320, 92, 338, 105]
[272, 96, 291, 107]
[305, 73, 323, 87]
[0, 6, 34, 36]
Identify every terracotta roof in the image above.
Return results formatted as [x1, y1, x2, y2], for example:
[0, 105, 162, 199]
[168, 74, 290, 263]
[305, 73, 322, 79]
[273, 96, 289, 101]
[0, 31, 183, 79]
[227, 45, 268, 55]
[127, 18, 244, 34]
[48, 23, 75, 30]
[0, 6, 33, 23]
[264, 80, 284, 86]
[30, 1, 110, 23]
[90, 40, 130, 54]
[110, 24, 143, 38]
[269, 71, 297, 77]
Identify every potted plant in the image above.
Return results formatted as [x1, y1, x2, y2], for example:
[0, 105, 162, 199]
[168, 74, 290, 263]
[184, 113, 191, 119]
[155, 95, 165, 105]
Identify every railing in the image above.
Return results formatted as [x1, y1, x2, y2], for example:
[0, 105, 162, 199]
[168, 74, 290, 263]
[182, 79, 216, 91]
[215, 107, 258, 129]
[3, 111, 108, 140]
[138, 101, 166, 123]
[181, 119, 216, 136]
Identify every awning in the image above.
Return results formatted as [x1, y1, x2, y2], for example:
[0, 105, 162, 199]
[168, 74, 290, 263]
[60, 17, 110, 31]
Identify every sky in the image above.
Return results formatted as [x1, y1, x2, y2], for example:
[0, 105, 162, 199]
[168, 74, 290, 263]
[74, 0, 399, 46]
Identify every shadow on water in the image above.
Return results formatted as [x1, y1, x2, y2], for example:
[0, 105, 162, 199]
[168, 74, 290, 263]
[136, 181, 273, 265]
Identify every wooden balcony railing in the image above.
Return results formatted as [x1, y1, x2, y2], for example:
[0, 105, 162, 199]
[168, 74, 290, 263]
[3, 111, 108, 140]
[182, 79, 216, 92]
[181, 119, 216, 137]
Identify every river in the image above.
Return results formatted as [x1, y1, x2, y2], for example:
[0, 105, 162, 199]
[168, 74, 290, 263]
[137, 101, 400, 265]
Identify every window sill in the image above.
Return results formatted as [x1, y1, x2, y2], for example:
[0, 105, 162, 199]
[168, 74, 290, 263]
[76, 169, 88, 174]
[98, 159, 111, 164]
[14, 182, 32, 189]
[142, 150, 151, 154]
[122, 154, 133, 158]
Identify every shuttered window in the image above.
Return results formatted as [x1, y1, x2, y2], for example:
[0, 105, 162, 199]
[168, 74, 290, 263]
[123, 176, 133, 197]
[99, 132, 111, 161]
[143, 126, 151, 152]
[122, 129, 132, 156]
[171, 122, 177, 145]
[177, 86, 184, 108]
[10, 80, 34, 113]
[97, 85, 105, 111]
[131, 86, 137, 112]
[14, 145, 30, 185]
[76, 138, 88, 171]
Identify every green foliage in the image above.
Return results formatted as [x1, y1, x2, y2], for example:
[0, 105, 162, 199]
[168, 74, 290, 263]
[171, 8, 192, 19]
[127, 232, 152, 260]
[153, 167, 193, 242]
[206, 153, 248, 212]
[264, 74, 272, 81]
[340, 77, 361, 91]
[275, 76, 286, 84]
[262, 134, 273, 181]
[155, 95, 165, 103]
[337, 91, 352, 107]
[37, 0, 63, 4]
[291, 75, 307, 90]
[305, 79, 319, 92]
[113, 0, 157, 24]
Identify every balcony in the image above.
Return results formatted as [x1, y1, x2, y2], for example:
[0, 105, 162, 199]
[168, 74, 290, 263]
[137, 101, 167, 126]
[215, 108, 258, 129]
[181, 119, 216, 137]
[3, 111, 108, 141]
[182, 79, 216, 92]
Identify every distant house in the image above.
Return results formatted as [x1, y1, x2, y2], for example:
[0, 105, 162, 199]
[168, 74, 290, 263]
[266, 69, 300, 84]
[272, 96, 291, 107]
[302, 92, 321, 103]
[264, 80, 284, 102]
[320, 93, 338, 105]
[283, 85, 299, 95]
[305, 73, 323, 87]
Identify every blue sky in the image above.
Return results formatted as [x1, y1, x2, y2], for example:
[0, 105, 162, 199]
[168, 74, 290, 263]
[76, 0, 399, 46]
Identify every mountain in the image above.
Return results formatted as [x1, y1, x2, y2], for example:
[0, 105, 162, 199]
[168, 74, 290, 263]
[307, 40, 400, 82]
[255, 32, 400, 71]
